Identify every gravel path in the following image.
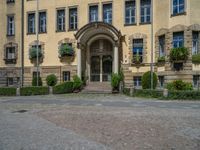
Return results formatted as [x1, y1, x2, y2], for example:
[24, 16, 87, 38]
[0, 109, 110, 150]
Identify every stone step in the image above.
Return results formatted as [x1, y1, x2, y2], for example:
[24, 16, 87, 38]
[82, 82, 112, 94]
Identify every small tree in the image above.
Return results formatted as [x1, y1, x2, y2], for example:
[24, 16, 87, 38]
[111, 73, 121, 91]
[46, 74, 57, 86]
[73, 75, 83, 91]
[142, 71, 158, 89]
[32, 76, 43, 86]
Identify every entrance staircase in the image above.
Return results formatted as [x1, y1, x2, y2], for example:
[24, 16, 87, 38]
[82, 82, 112, 94]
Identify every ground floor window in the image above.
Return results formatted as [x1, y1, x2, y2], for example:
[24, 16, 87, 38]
[63, 71, 70, 81]
[33, 71, 40, 78]
[158, 76, 164, 88]
[133, 76, 142, 87]
[193, 75, 200, 88]
[7, 77, 14, 86]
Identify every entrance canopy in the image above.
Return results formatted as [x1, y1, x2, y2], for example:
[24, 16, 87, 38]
[75, 22, 122, 48]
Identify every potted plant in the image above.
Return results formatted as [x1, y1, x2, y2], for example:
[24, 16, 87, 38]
[29, 47, 43, 60]
[59, 43, 74, 57]
[111, 73, 121, 93]
[192, 54, 200, 64]
[157, 56, 165, 63]
[132, 53, 141, 64]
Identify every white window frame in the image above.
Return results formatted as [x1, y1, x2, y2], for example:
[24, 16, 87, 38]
[56, 9, 65, 32]
[125, 0, 136, 25]
[7, 15, 15, 36]
[69, 7, 78, 30]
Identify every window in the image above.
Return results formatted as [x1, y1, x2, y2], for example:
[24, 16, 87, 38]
[7, 0, 15, 3]
[172, 0, 185, 15]
[39, 11, 46, 33]
[173, 32, 184, 48]
[7, 15, 15, 36]
[89, 5, 98, 22]
[133, 39, 143, 63]
[158, 76, 164, 88]
[69, 8, 78, 30]
[134, 76, 142, 87]
[28, 13, 35, 34]
[125, 0, 136, 25]
[192, 32, 199, 55]
[193, 75, 200, 88]
[103, 3, 112, 24]
[57, 9, 65, 32]
[7, 78, 14, 86]
[159, 35, 165, 57]
[63, 71, 70, 81]
[140, 0, 151, 23]
[6, 47, 16, 60]
[33, 71, 40, 78]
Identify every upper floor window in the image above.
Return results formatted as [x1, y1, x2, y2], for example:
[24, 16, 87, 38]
[69, 8, 78, 30]
[57, 9, 65, 32]
[159, 35, 165, 57]
[103, 3, 112, 24]
[140, 0, 151, 23]
[28, 13, 35, 34]
[125, 0, 136, 25]
[39, 11, 47, 33]
[7, 15, 15, 36]
[7, 0, 15, 3]
[192, 31, 199, 55]
[89, 5, 98, 22]
[133, 39, 143, 63]
[173, 32, 184, 48]
[172, 0, 185, 15]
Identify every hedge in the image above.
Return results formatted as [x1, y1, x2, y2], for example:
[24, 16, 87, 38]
[166, 90, 200, 100]
[20, 86, 49, 96]
[134, 89, 163, 98]
[53, 81, 74, 94]
[0, 87, 16, 96]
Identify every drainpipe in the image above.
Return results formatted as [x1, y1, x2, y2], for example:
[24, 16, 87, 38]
[150, 0, 154, 90]
[21, 0, 24, 87]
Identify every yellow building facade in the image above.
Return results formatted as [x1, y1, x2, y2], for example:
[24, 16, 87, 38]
[0, 0, 200, 88]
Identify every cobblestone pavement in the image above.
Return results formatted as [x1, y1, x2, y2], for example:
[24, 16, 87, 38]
[0, 94, 200, 150]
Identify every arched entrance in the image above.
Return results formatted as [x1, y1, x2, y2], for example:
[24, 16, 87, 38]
[90, 39, 113, 82]
[75, 22, 122, 83]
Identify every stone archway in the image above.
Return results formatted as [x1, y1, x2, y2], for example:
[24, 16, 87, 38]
[75, 22, 122, 81]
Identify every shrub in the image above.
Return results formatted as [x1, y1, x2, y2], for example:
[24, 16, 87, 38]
[32, 76, 43, 86]
[192, 54, 200, 64]
[73, 75, 83, 90]
[59, 43, 74, 57]
[53, 81, 74, 94]
[166, 80, 193, 91]
[157, 56, 165, 63]
[141, 71, 158, 89]
[134, 89, 163, 98]
[20, 86, 49, 96]
[29, 47, 43, 59]
[167, 91, 200, 100]
[111, 73, 121, 90]
[169, 47, 189, 62]
[0, 87, 16, 96]
[46, 74, 57, 86]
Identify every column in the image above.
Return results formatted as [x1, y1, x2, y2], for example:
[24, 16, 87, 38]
[114, 46, 119, 73]
[77, 48, 82, 79]
[100, 55, 103, 82]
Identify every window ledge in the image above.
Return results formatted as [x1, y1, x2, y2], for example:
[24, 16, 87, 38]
[7, 34, 15, 37]
[171, 12, 187, 17]
[124, 23, 137, 27]
[56, 30, 66, 33]
[139, 22, 151, 25]
[38, 32, 47, 34]
[68, 29, 78, 32]
[27, 32, 36, 35]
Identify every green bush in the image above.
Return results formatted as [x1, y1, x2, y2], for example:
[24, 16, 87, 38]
[166, 80, 193, 91]
[32, 76, 43, 86]
[59, 43, 74, 57]
[192, 54, 200, 64]
[169, 47, 189, 62]
[157, 56, 165, 63]
[111, 73, 121, 90]
[123, 88, 130, 96]
[29, 47, 43, 59]
[134, 89, 163, 98]
[167, 91, 200, 100]
[73, 75, 83, 90]
[141, 71, 158, 89]
[53, 81, 74, 94]
[46, 74, 57, 86]
[20, 86, 49, 96]
[0, 87, 16, 96]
